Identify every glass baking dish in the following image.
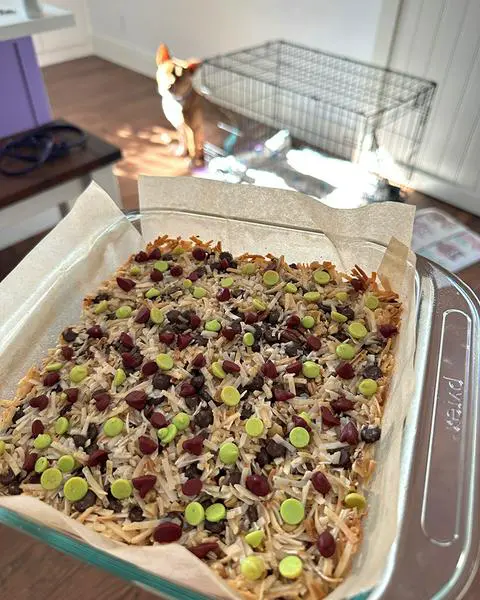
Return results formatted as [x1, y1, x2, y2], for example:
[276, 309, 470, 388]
[0, 208, 478, 600]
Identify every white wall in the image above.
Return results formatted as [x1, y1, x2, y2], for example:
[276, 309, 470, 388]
[34, 0, 92, 67]
[88, 0, 384, 78]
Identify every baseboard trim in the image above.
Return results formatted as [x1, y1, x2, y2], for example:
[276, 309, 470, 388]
[92, 34, 155, 79]
[411, 170, 480, 216]
[37, 42, 94, 67]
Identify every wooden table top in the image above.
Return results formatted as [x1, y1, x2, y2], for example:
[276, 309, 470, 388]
[0, 119, 121, 209]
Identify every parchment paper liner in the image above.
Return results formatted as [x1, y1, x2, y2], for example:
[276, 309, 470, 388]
[0, 177, 416, 600]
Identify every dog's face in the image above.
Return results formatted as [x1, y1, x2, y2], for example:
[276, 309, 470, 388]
[156, 44, 201, 99]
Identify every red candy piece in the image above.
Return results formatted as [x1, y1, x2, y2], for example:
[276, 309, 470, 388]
[321, 406, 340, 428]
[170, 265, 183, 277]
[222, 328, 236, 341]
[135, 251, 149, 263]
[153, 522, 182, 543]
[138, 435, 158, 455]
[135, 306, 151, 324]
[350, 278, 364, 291]
[87, 449, 109, 467]
[23, 453, 38, 473]
[29, 395, 48, 411]
[122, 352, 143, 369]
[243, 312, 257, 324]
[335, 362, 355, 379]
[132, 474, 157, 498]
[192, 353, 206, 368]
[150, 412, 168, 429]
[43, 372, 60, 387]
[31, 420, 44, 436]
[125, 390, 147, 410]
[142, 361, 158, 376]
[116, 277, 136, 292]
[181, 478, 203, 497]
[189, 542, 219, 559]
[331, 397, 354, 414]
[189, 314, 201, 330]
[317, 531, 336, 557]
[216, 288, 231, 302]
[119, 332, 134, 349]
[179, 383, 196, 397]
[64, 388, 79, 404]
[339, 421, 359, 445]
[223, 360, 240, 374]
[159, 331, 176, 345]
[61, 346, 74, 360]
[245, 474, 270, 497]
[306, 335, 322, 350]
[192, 247, 207, 261]
[311, 471, 331, 495]
[272, 388, 294, 402]
[286, 360, 302, 375]
[87, 325, 103, 339]
[292, 415, 311, 431]
[379, 323, 398, 338]
[93, 391, 111, 412]
[148, 248, 162, 260]
[150, 269, 164, 282]
[261, 360, 278, 379]
[286, 315, 301, 328]
[182, 435, 204, 456]
[177, 333, 193, 350]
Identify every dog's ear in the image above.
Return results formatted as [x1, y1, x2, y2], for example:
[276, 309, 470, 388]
[187, 59, 202, 74]
[156, 44, 171, 65]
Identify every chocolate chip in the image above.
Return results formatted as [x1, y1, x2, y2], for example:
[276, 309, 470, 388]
[72, 434, 87, 448]
[363, 365, 383, 380]
[93, 293, 109, 303]
[246, 374, 264, 392]
[62, 328, 77, 342]
[361, 426, 381, 443]
[264, 327, 279, 344]
[108, 495, 123, 513]
[194, 408, 214, 428]
[227, 471, 241, 485]
[184, 463, 202, 479]
[284, 342, 302, 357]
[129, 506, 144, 522]
[240, 405, 254, 420]
[87, 423, 99, 441]
[204, 520, 226, 534]
[7, 481, 21, 495]
[191, 373, 205, 390]
[12, 406, 25, 424]
[246, 504, 258, 523]
[74, 490, 97, 512]
[0, 469, 16, 486]
[268, 310, 281, 324]
[333, 331, 349, 342]
[152, 372, 171, 390]
[336, 305, 355, 321]
[335, 448, 352, 469]
[185, 395, 201, 411]
[198, 389, 214, 403]
[266, 439, 286, 458]
[255, 447, 270, 468]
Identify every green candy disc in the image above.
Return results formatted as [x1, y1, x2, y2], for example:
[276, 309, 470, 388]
[185, 501, 205, 526]
[34, 456, 49, 474]
[304, 291, 321, 302]
[156, 353, 174, 370]
[348, 321, 368, 339]
[279, 556, 303, 579]
[245, 417, 264, 437]
[110, 478, 132, 500]
[240, 556, 265, 581]
[103, 417, 124, 437]
[153, 260, 169, 272]
[40, 467, 63, 491]
[221, 386, 241, 406]
[172, 412, 190, 431]
[243, 332, 255, 347]
[289, 426, 310, 448]
[245, 529, 265, 548]
[58, 455, 75, 473]
[113, 368, 126, 387]
[280, 498, 305, 525]
[205, 319, 221, 332]
[365, 295, 379, 310]
[313, 269, 330, 285]
[301, 315, 315, 329]
[336, 343, 356, 360]
[263, 270, 280, 287]
[34, 433, 52, 450]
[64, 477, 89, 502]
[70, 365, 88, 383]
[54, 416, 69, 435]
[219, 442, 239, 465]
[205, 503, 226, 523]
[358, 378, 378, 397]
[302, 361, 320, 379]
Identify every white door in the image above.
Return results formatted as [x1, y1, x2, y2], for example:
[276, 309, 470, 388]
[385, 0, 480, 215]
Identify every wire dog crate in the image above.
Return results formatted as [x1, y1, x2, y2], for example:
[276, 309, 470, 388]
[201, 40, 436, 179]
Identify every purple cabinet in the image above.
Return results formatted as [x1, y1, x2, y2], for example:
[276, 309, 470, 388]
[0, 36, 51, 138]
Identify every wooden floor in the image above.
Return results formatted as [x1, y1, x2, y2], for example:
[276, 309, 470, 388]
[1, 56, 480, 600]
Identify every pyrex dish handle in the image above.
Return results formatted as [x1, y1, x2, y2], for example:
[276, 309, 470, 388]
[372, 256, 480, 600]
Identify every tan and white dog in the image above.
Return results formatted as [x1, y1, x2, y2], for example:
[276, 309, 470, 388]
[156, 44, 204, 165]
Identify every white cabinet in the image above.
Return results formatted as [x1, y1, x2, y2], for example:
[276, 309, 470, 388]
[34, 0, 92, 66]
